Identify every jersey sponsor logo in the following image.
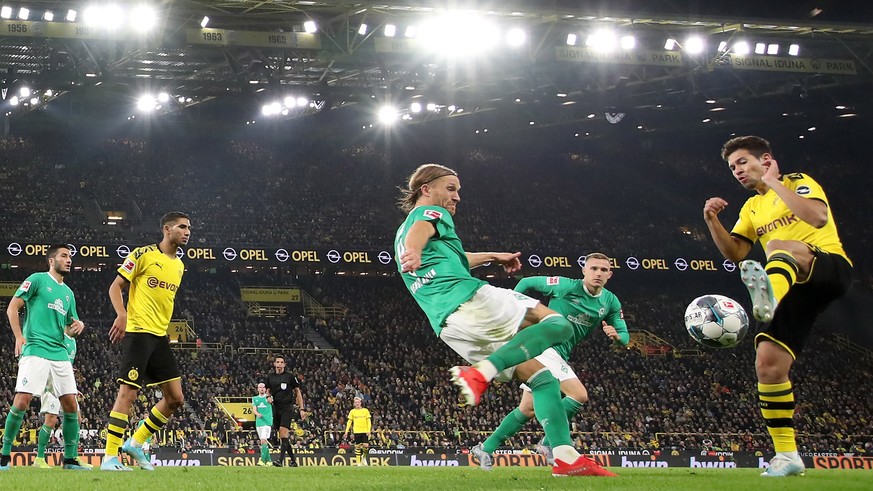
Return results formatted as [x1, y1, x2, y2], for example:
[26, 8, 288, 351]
[47, 299, 68, 316]
[796, 185, 811, 195]
[755, 214, 800, 236]
[19, 280, 31, 292]
[546, 276, 560, 285]
[423, 209, 443, 220]
[122, 258, 136, 274]
[146, 277, 179, 292]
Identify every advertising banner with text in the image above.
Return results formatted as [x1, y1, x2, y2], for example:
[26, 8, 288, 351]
[4, 449, 870, 469]
[1, 241, 740, 275]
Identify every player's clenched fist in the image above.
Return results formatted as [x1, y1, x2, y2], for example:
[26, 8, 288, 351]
[703, 197, 728, 220]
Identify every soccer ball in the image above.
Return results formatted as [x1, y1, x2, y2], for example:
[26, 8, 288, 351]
[684, 294, 749, 348]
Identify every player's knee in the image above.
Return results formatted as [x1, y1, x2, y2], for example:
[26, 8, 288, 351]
[166, 394, 185, 412]
[13, 392, 33, 409]
[519, 405, 535, 419]
[569, 388, 588, 404]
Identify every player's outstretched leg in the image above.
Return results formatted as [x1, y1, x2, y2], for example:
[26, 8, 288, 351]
[761, 454, 805, 477]
[740, 260, 777, 322]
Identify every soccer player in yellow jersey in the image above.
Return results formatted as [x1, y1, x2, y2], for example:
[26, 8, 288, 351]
[704, 136, 853, 477]
[342, 397, 372, 466]
[100, 212, 191, 471]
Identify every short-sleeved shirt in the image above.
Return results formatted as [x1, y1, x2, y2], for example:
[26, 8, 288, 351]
[252, 394, 273, 427]
[515, 276, 628, 360]
[394, 205, 486, 335]
[118, 244, 185, 336]
[345, 408, 372, 434]
[264, 371, 300, 408]
[14, 272, 79, 361]
[731, 173, 850, 264]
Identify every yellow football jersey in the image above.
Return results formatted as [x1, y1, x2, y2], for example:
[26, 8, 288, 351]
[731, 173, 850, 264]
[118, 244, 185, 336]
[346, 408, 372, 434]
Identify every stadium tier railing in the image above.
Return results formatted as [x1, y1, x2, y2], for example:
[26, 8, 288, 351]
[236, 346, 339, 355]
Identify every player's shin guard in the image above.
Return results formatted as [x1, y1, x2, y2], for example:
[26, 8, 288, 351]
[105, 411, 129, 457]
[38, 424, 52, 458]
[134, 407, 170, 446]
[487, 315, 571, 372]
[62, 412, 80, 459]
[543, 397, 585, 447]
[483, 408, 529, 453]
[529, 370, 574, 456]
[355, 444, 362, 463]
[1, 406, 25, 455]
[759, 381, 797, 453]
[766, 250, 799, 305]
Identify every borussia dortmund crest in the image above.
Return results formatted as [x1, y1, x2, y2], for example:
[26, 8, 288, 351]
[128, 368, 140, 381]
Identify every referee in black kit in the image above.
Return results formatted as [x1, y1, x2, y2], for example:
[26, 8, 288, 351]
[264, 355, 306, 466]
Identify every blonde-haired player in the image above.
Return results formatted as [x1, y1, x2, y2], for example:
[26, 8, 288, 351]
[342, 397, 372, 466]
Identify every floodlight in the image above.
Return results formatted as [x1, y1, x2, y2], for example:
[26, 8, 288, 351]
[384, 24, 396, 37]
[131, 5, 157, 31]
[767, 44, 779, 55]
[733, 41, 750, 55]
[377, 106, 398, 123]
[304, 21, 317, 33]
[0, 7, 12, 19]
[358, 24, 367, 35]
[410, 102, 422, 113]
[405, 26, 416, 38]
[200, 16, 209, 28]
[66, 10, 77, 22]
[664, 38, 676, 50]
[507, 27, 526, 47]
[788, 44, 800, 56]
[620, 35, 635, 50]
[755, 43, 765, 55]
[137, 95, 155, 112]
[18, 7, 29, 20]
[43, 11, 54, 21]
[566, 34, 577, 46]
[685, 36, 704, 54]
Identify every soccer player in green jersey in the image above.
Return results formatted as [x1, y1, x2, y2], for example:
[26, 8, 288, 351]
[704, 136, 853, 477]
[1, 244, 90, 471]
[32, 334, 91, 469]
[395, 163, 612, 477]
[252, 383, 274, 467]
[473, 253, 627, 473]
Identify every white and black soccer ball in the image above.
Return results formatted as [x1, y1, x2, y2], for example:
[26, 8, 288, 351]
[684, 294, 749, 348]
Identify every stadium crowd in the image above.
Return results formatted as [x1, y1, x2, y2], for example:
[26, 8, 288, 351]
[2, 134, 872, 456]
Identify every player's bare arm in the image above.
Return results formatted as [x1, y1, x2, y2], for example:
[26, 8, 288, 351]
[703, 197, 752, 262]
[400, 221, 436, 273]
[6, 296, 26, 356]
[760, 159, 828, 228]
[466, 251, 522, 272]
[108, 275, 130, 343]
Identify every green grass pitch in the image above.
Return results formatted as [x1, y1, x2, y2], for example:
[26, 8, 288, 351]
[0, 466, 870, 490]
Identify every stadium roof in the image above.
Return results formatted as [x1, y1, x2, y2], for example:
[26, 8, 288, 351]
[1, 1, 872, 133]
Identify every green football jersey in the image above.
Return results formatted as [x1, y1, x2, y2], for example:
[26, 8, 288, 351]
[252, 395, 273, 426]
[14, 272, 79, 361]
[515, 276, 629, 360]
[394, 205, 485, 336]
